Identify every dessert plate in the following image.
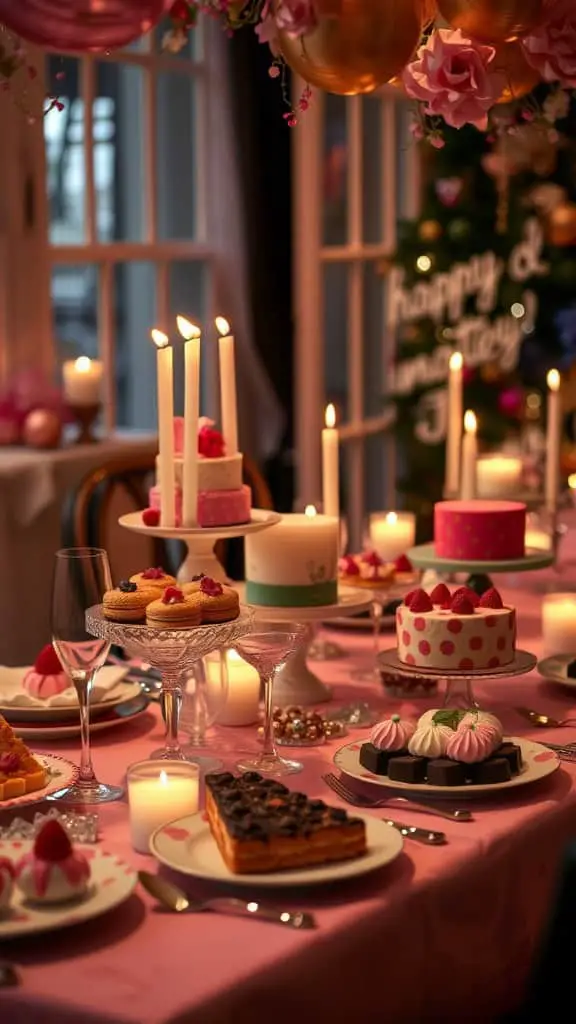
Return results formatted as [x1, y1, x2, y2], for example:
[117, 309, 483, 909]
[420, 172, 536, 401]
[334, 736, 559, 799]
[150, 811, 404, 887]
[0, 679, 143, 723]
[0, 753, 78, 810]
[11, 695, 151, 740]
[537, 654, 576, 689]
[0, 843, 137, 937]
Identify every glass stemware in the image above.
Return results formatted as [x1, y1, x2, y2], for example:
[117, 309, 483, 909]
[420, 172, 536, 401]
[179, 657, 229, 771]
[51, 547, 123, 804]
[234, 628, 308, 776]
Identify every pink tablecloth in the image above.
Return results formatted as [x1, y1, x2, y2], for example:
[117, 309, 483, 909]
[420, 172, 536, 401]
[3, 571, 576, 1023]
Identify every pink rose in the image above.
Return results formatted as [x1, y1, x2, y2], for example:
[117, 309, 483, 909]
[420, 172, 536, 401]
[402, 29, 505, 131]
[522, 1, 576, 87]
[274, 0, 317, 39]
[255, 11, 280, 55]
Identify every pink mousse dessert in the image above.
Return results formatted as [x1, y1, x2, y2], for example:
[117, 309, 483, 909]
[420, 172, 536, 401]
[0, 857, 15, 911]
[23, 644, 68, 700]
[16, 820, 91, 904]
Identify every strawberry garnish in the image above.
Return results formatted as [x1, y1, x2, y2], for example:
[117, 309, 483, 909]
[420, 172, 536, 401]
[200, 577, 224, 597]
[452, 586, 479, 607]
[408, 588, 433, 613]
[142, 508, 160, 527]
[403, 589, 417, 607]
[339, 555, 360, 576]
[34, 644, 63, 676]
[479, 587, 504, 609]
[451, 593, 475, 615]
[162, 586, 184, 604]
[33, 820, 72, 862]
[394, 554, 413, 573]
[361, 550, 382, 568]
[430, 582, 451, 607]
[142, 567, 166, 580]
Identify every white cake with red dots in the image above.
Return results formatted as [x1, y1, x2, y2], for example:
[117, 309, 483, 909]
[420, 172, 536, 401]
[396, 584, 516, 672]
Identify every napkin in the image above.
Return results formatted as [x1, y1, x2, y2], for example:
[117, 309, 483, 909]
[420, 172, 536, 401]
[0, 665, 129, 708]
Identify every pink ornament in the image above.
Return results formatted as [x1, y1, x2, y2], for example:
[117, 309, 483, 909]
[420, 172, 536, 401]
[22, 409, 62, 450]
[402, 28, 505, 131]
[522, 1, 576, 87]
[435, 177, 464, 207]
[0, 0, 165, 52]
[498, 386, 524, 418]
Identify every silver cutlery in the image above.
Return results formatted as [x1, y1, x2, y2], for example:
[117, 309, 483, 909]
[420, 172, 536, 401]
[322, 772, 472, 822]
[515, 706, 576, 729]
[138, 871, 316, 929]
[383, 819, 447, 845]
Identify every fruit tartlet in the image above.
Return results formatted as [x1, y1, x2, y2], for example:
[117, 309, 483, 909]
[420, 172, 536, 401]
[130, 567, 176, 592]
[195, 577, 240, 624]
[103, 580, 158, 623]
[338, 551, 396, 589]
[23, 644, 69, 699]
[16, 820, 91, 904]
[146, 586, 203, 628]
[0, 716, 47, 800]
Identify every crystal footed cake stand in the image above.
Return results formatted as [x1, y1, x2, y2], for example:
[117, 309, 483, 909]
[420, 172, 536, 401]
[377, 648, 536, 709]
[86, 606, 253, 761]
[119, 509, 281, 583]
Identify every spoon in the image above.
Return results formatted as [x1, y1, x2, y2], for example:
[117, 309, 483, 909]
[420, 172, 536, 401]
[515, 706, 576, 729]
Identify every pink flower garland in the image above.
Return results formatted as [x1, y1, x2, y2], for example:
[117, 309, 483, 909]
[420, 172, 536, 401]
[522, 0, 576, 88]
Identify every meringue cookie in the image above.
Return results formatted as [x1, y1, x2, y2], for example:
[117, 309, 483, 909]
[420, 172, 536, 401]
[460, 710, 504, 743]
[408, 723, 453, 759]
[371, 714, 416, 752]
[446, 721, 500, 764]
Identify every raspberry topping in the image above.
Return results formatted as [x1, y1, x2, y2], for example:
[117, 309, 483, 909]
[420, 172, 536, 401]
[430, 582, 451, 607]
[479, 587, 504, 609]
[162, 586, 185, 604]
[142, 567, 167, 580]
[142, 507, 161, 527]
[119, 580, 137, 593]
[198, 420, 225, 458]
[394, 554, 413, 573]
[452, 586, 479, 608]
[33, 820, 72, 862]
[339, 556, 360, 576]
[33, 644, 63, 676]
[200, 577, 224, 597]
[361, 550, 382, 568]
[0, 753, 20, 774]
[408, 589, 433, 613]
[403, 589, 417, 607]
[450, 593, 475, 615]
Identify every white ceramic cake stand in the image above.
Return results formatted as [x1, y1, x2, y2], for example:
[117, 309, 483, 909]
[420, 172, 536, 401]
[119, 509, 281, 583]
[377, 647, 536, 709]
[235, 584, 372, 706]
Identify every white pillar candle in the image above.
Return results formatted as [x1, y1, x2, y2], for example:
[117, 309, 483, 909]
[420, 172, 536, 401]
[127, 760, 199, 854]
[445, 351, 463, 497]
[525, 526, 551, 552]
[177, 316, 201, 528]
[369, 511, 416, 561]
[245, 505, 340, 606]
[215, 317, 238, 456]
[322, 403, 339, 518]
[546, 369, 561, 514]
[476, 454, 523, 499]
[205, 649, 261, 726]
[151, 329, 176, 528]
[542, 593, 576, 657]
[62, 356, 103, 406]
[460, 410, 477, 501]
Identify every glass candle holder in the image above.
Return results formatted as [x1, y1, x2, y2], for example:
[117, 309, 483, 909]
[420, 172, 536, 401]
[127, 759, 199, 854]
[204, 649, 261, 727]
[542, 593, 576, 657]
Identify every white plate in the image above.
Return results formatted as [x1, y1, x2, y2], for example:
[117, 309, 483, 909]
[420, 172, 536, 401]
[12, 696, 151, 740]
[0, 842, 137, 937]
[119, 508, 282, 540]
[0, 753, 78, 810]
[0, 679, 142, 723]
[334, 736, 559, 799]
[537, 654, 576, 689]
[150, 811, 404, 887]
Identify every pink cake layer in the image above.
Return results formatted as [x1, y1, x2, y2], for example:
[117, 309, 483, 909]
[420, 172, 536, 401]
[434, 500, 526, 561]
[150, 484, 251, 528]
[396, 603, 516, 671]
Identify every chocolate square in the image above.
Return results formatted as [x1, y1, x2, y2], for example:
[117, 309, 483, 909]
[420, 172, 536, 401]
[387, 755, 427, 783]
[496, 742, 523, 776]
[426, 758, 468, 787]
[359, 743, 401, 776]
[469, 757, 512, 785]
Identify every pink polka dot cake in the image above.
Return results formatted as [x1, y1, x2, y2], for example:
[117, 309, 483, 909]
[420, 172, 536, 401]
[396, 584, 516, 672]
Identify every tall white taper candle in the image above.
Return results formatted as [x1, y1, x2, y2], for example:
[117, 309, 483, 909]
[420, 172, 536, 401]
[151, 329, 175, 528]
[445, 351, 463, 497]
[177, 316, 201, 528]
[215, 317, 238, 456]
[322, 403, 339, 518]
[460, 409, 477, 501]
[546, 368, 561, 514]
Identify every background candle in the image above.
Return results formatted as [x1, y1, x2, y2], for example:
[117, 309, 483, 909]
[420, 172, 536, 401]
[127, 760, 199, 854]
[460, 410, 477, 500]
[369, 511, 415, 561]
[476, 454, 523, 499]
[151, 329, 176, 528]
[445, 351, 463, 497]
[205, 649, 260, 726]
[542, 593, 576, 656]
[525, 526, 551, 551]
[62, 356, 103, 406]
[177, 316, 201, 528]
[546, 369, 561, 514]
[322, 403, 339, 518]
[216, 317, 238, 456]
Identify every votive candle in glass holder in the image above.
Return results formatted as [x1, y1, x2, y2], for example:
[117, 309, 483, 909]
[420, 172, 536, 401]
[127, 759, 199, 854]
[369, 511, 415, 561]
[542, 593, 576, 657]
[205, 649, 261, 726]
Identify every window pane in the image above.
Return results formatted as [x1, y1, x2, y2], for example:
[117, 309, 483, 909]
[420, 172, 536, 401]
[323, 263, 349, 419]
[362, 97, 382, 244]
[363, 262, 384, 416]
[156, 73, 197, 240]
[45, 57, 85, 244]
[95, 62, 145, 242]
[114, 262, 157, 429]
[52, 265, 98, 364]
[322, 94, 347, 247]
[168, 260, 207, 417]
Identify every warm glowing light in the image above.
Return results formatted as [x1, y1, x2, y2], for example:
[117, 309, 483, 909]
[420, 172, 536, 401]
[176, 316, 201, 341]
[305, 505, 317, 518]
[325, 403, 336, 429]
[527, 392, 541, 410]
[151, 329, 169, 350]
[569, 474, 576, 491]
[464, 410, 477, 434]
[215, 316, 231, 336]
[511, 302, 525, 319]
[74, 356, 92, 373]
[385, 511, 398, 525]
[449, 351, 463, 372]
[159, 771, 168, 786]
[416, 254, 432, 273]
[547, 369, 560, 392]
[228, 649, 243, 663]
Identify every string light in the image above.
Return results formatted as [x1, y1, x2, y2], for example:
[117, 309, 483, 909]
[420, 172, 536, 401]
[511, 302, 525, 319]
[416, 254, 432, 273]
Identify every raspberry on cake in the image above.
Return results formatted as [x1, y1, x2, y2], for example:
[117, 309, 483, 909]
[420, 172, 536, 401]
[23, 644, 69, 699]
[15, 820, 91, 904]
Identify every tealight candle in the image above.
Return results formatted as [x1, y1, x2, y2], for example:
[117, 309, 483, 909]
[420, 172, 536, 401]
[369, 511, 415, 562]
[542, 593, 576, 656]
[127, 760, 199, 854]
[525, 526, 551, 551]
[205, 649, 261, 726]
[62, 356, 103, 406]
[476, 454, 523, 499]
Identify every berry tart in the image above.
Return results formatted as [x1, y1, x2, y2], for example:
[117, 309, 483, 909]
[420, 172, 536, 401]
[0, 715, 47, 800]
[338, 551, 396, 589]
[23, 644, 68, 699]
[15, 820, 91, 904]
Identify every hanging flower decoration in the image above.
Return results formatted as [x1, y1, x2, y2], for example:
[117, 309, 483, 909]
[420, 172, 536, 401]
[522, 1, 576, 88]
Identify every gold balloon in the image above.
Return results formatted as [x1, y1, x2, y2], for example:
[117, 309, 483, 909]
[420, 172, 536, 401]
[278, 0, 422, 96]
[436, 0, 545, 43]
[492, 40, 541, 103]
[548, 204, 576, 248]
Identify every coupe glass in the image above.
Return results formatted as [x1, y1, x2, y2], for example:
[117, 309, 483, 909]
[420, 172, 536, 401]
[51, 547, 123, 804]
[234, 628, 307, 776]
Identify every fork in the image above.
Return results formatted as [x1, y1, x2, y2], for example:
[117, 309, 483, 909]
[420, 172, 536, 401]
[515, 706, 576, 729]
[322, 772, 473, 822]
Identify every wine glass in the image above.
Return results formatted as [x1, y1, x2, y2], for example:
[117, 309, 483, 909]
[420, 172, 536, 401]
[51, 547, 123, 804]
[234, 628, 307, 776]
[179, 656, 230, 772]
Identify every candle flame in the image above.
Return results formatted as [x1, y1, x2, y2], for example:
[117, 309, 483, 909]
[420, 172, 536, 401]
[547, 368, 560, 392]
[75, 356, 92, 373]
[159, 770, 168, 786]
[176, 316, 201, 341]
[228, 649, 243, 663]
[325, 403, 336, 429]
[569, 474, 576, 491]
[464, 410, 477, 434]
[151, 329, 169, 350]
[449, 351, 463, 372]
[305, 504, 317, 518]
[385, 511, 398, 525]
[215, 316, 231, 337]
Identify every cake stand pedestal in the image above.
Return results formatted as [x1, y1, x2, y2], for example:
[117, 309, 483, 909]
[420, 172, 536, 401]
[235, 585, 372, 706]
[119, 510, 281, 584]
[377, 648, 536, 709]
[407, 544, 554, 591]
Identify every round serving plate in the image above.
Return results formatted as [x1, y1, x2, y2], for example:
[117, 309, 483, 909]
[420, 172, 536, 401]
[119, 508, 282, 541]
[11, 695, 151, 741]
[0, 676, 141, 724]
[150, 811, 403, 888]
[0, 753, 78, 810]
[377, 647, 537, 680]
[406, 543, 554, 574]
[537, 654, 576, 689]
[334, 736, 559, 799]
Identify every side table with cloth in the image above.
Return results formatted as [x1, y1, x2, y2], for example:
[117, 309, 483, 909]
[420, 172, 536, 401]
[3, 578, 576, 1021]
[0, 435, 155, 666]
